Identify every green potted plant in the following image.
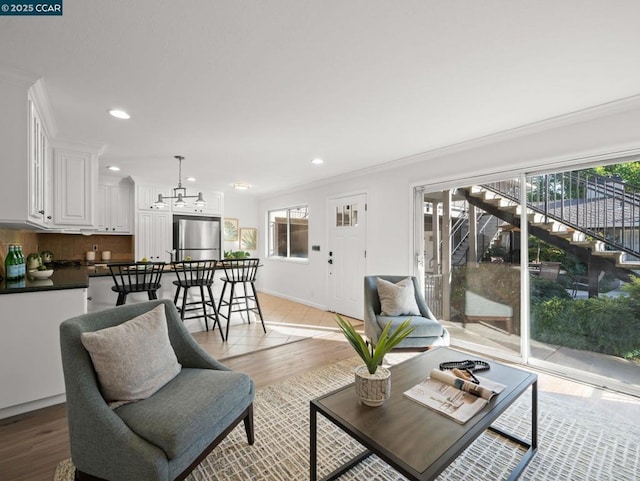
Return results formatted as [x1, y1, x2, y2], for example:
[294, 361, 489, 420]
[336, 314, 415, 406]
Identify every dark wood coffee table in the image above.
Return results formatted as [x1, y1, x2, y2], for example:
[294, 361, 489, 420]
[310, 347, 537, 481]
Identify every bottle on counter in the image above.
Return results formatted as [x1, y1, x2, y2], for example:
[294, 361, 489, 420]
[16, 245, 26, 278]
[5, 245, 20, 281]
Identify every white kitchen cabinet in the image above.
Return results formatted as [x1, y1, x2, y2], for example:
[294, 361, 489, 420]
[0, 78, 103, 229]
[177, 190, 223, 216]
[135, 211, 173, 262]
[0, 79, 56, 226]
[136, 183, 175, 211]
[53, 145, 98, 227]
[97, 178, 132, 233]
[0, 288, 87, 419]
[27, 96, 53, 227]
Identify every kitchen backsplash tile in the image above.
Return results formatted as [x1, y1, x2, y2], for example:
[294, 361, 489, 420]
[0, 229, 134, 277]
[0, 228, 39, 277]
[37, 233, 134, 262]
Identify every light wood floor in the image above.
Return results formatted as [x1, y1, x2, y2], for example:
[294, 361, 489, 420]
[1, 294, 638, 481]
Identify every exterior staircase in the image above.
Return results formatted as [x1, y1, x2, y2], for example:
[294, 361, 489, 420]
[462, 170, 640, 296]
[448, 210, 501, 266]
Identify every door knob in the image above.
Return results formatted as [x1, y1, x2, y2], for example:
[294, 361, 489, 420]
[328, 259, 333, 264]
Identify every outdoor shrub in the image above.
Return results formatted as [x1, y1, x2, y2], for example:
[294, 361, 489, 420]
[532, 296, 640, 360]
[530, 276, 571, 305]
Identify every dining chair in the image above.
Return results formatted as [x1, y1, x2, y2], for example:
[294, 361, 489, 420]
[171, 259, 223, 339]
[109, 262, 165, 306]
[217, 258, 265, 340]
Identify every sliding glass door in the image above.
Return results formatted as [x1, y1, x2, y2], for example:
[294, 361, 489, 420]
[416, 184, 523, 363]
[415, 160, 640, 396]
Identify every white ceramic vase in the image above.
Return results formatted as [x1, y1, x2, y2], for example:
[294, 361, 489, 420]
[354, 365, 391, 407]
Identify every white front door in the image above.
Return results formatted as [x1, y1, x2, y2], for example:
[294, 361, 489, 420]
[328, 193, 367, 319]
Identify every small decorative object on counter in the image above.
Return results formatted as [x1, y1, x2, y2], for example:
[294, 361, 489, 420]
[101, 251, 111, 261]
[28, 268, 54, 279]
[27, 253, 43, 270]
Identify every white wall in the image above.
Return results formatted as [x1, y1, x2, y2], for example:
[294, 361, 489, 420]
[223, 191, 259, 255]
[257, 97, 640, 317]
[0, 76, 30, 223]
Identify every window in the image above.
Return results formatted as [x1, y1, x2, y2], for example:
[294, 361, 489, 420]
[268, 206, 309, 259]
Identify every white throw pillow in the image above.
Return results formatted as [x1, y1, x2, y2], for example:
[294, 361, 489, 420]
[376, 277, 421, 316]
[81, 304, 182, 404]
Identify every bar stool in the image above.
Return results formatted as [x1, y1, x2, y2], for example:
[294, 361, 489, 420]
[109, 262, 165, 306]
[217, 258, 265, 340]
[171, 259, 223, 339]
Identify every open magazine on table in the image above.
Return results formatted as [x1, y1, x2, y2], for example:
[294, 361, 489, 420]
[403, 369, 506, 424]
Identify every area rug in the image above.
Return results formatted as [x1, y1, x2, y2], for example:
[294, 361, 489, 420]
[54, 357, 640, 481]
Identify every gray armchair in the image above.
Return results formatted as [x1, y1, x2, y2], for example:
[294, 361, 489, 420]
[60, 299, 255, 481]
[364, 275, 450, 348]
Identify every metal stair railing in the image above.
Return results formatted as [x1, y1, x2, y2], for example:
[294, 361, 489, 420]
[445, 210, 502, 266]
[482, 170, 640, 258]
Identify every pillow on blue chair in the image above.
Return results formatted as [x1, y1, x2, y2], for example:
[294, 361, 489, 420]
[376, 277, 420, 316]
[80, 304, 182, 405]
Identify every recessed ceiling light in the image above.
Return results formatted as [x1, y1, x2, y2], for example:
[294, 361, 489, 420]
[108, 109, 130, 120]
[311, 158, 324, 165]
[186, 177, 196, 182]
[106, 165, 120, 171]
[232, 183, 251, 191]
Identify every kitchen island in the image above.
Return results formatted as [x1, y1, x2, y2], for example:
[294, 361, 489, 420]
[86, 264, 223, 333]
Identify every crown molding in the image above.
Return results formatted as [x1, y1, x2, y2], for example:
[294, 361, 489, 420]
[259, 93, 640, 200]
[0, 65, 39, 87]
[52, 138, 106, 156]
[28, 78, 58, 139]
[366, 93, 640, 175]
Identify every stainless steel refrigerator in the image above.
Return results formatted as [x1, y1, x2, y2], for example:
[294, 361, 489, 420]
[173, 215, 221, 261]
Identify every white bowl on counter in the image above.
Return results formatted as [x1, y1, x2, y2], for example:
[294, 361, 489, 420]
[29, 269, 54, 279]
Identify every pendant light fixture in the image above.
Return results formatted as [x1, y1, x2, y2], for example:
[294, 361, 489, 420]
[154, 155, 206, 208]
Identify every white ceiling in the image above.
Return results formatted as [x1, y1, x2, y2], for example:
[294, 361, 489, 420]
[2, 1, 640, 196]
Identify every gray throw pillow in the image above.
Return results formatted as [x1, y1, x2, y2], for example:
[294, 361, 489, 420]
[376, 277, 421, 316]
[81, 304, 181, 404]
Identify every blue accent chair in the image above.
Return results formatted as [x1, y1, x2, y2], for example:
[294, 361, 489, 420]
[364, 275, 450, 349]
[59, 299, 255, 481]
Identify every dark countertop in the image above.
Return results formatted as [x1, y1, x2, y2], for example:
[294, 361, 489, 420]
[0, 261, 178, 294]
[86, 265, 113, 278]
[0, 267, 90, 294]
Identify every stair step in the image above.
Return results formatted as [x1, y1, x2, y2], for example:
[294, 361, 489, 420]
[550, 230, 586, 242]
[530, 221, 555, 230]
[484, 197, 514, 208]
[617, 262, 640, 270]
[571, 240, 604, 251]
[592, 251, 624, 263]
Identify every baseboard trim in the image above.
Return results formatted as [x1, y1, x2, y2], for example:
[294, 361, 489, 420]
[258, 288, 327, 311]
[0, 393, 66, 420]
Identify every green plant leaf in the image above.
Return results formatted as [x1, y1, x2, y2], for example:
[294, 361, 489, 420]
[335, 314, 415, 374]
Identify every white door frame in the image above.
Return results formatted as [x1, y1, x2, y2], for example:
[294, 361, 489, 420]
[326, 191, 368, 319]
